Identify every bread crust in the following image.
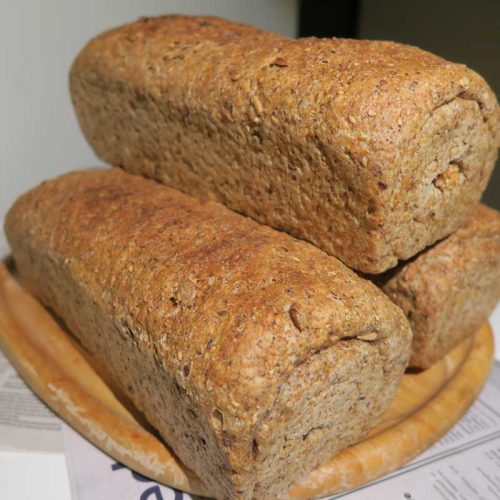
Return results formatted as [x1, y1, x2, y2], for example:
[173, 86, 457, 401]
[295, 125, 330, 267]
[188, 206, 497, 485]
[379, 204, 500, 369]
[5, 169, 411, 499]
[70, 15, 500, 273]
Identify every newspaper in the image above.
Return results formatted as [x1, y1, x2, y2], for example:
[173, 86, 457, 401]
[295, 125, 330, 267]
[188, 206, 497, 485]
[1, 346, 500, 498]
[0, 348, 62, 453]
[62, 423, 191, 500]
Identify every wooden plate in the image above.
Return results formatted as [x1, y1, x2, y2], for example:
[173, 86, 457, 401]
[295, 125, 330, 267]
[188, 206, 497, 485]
[0, 259, 494, 498]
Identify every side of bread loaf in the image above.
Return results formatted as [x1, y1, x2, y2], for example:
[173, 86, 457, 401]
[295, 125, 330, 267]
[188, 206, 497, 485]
[69, 15, 500, 273]
[378, 204, 500, 369]
[5, 169, 411, 499]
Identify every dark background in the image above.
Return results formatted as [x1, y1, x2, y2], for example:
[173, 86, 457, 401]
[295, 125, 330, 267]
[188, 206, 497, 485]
[299, 0, 500, 210]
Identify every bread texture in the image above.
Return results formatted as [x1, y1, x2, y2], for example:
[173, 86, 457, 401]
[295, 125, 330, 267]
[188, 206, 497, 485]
[5, 169, 411, 499]
[69, 15, 500, 273]
[377, 204, 500, 369]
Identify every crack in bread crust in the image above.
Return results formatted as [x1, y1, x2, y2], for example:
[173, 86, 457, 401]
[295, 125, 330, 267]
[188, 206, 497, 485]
[379, 204, 500, 369]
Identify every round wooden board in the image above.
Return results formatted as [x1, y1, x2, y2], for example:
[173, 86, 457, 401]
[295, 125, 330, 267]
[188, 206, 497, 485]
[0, 259, 494, 498]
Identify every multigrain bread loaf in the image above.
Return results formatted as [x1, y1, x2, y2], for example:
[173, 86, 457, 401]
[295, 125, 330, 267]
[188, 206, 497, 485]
[377, 204, 500, 369]
[5, 169, 412, 499]
[69, 15, 500, 273]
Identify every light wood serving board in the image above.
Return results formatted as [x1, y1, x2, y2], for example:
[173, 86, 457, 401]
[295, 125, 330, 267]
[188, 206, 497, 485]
[0, 259, 494, 499]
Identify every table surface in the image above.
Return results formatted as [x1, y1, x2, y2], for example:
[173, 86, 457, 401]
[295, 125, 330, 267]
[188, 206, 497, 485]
[0, 235, 499, 500]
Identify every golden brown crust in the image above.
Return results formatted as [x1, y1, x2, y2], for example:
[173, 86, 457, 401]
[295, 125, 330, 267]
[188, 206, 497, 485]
[379, 204, 500, 369]
[70, 15, 500, 273]
[5, 169, 411, 499]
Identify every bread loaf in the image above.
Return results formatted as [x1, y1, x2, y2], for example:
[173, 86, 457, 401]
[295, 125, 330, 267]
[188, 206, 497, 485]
[378, 204, 500, 369]
[5, 169, 412, 499]
[69, 15, 500, 273]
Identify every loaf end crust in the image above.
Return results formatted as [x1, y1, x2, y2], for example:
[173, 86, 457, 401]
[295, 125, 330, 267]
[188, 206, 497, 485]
[379, 204, 500, 369]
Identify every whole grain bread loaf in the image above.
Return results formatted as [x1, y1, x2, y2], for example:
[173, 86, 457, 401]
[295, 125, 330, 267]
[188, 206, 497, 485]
[377, 204, 500, 369]
[69, 15, 500, 273]
[5, 169, 411, 499]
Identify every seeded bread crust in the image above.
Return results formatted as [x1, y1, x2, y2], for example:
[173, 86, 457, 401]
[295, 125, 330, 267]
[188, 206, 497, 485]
[70, 15, 500, 273]
[378, 204, 500, 369]
[5, 169, 411, 499]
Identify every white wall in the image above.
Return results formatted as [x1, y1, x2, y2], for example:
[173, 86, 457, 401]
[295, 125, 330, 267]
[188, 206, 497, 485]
[0, 0, 298, 254]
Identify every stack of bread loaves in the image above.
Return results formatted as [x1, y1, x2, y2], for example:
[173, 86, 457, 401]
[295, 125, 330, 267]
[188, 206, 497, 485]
[4, 15, 500, 499]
